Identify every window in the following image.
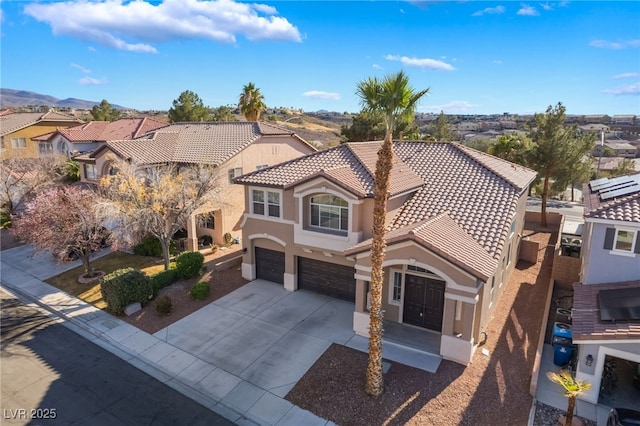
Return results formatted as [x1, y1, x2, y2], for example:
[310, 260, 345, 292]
[252, 189, 280, 218]
[490, 277, 495, 306]
[11, 138, 26, 149]
[510, 219, 517, 236]
[1, 139, 5, 149]
[58, 141, 67, 154]
[615, 230, 635, 252]
[39, 143, 53, 154]
[84, 164, 97, 180]
[309, 194, 348, 232]
[203, 213, 215, 229]
[256, 164, 268, 170]
[604, 227, 639, 255]
[228, 167, 243, 183]
[407, 265, 435, 274]
[391, 272, 402, 304]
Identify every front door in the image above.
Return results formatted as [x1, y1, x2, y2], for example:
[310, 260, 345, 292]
[403, 274, 445, 332]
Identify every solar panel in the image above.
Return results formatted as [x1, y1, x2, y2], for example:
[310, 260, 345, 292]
[600, 183, 640, 200]
[591, 175, 630, 191]
[599, 287, 640, 322]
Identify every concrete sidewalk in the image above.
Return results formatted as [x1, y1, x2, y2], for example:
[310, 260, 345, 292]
[1, 245, 442, 426]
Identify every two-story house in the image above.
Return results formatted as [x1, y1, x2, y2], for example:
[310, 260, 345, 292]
[572, 173, 640, 405]
[1, 110, 82, 159]
[32, 117, 168, 157]
[76, 121, 316, 250]
[235, 141, 537, 365]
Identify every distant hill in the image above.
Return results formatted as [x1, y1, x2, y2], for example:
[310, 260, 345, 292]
[0, 89, 127, 110]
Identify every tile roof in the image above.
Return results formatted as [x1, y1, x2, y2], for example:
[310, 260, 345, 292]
[583, 172, 640, 223]
[235, 141, 424, 197]
[0, 110, 81, 136]
[572, 281, 640, 341]
[345, 213, 498, 280]
[238, 141, 537, 278]
[95, 122, 310, 166]
[54, 117, 168, 142]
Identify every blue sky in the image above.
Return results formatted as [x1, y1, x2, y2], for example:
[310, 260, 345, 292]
[1, 1, 639, 115]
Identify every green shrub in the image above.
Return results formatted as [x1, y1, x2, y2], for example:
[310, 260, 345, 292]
[190, 281, 210, 300]
[0, 212, 11, 228]
[150, 269, 179, 295]
[155, 295, 172, 316]
[175, 251, 204, 278]
[100, 268, 154, 315]
[134, 236, 176, 257]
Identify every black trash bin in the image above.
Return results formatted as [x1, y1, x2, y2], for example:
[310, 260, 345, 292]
[552, 336, 574, 366]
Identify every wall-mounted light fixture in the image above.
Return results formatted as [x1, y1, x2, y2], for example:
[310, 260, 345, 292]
[586, 354, 593, 366]
[242, 247, 247, 254]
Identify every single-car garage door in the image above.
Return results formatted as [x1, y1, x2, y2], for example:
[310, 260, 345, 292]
[298, 257, 355, 302]
[255, 247, 284, 284]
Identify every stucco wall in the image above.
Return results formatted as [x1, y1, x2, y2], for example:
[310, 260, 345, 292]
[1, 121, 79, 159]
[581, 221, 640, 284]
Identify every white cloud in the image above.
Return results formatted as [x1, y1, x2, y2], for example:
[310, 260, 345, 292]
[422, 100, 481, 114]
[601, 83, 640, 96]
[79, 76, 108, 86]
[385, 55, 455, 71]
[71, 63, 91, 74]
[612, 72, 640, 80]
[472, 5, 506, 16]
[517, 4, 539, 16]
[540, 3, 553, 11]
[590, 39, 640, 50]
[24, 0, 302, 53]
[372, 64, 382, 70]
[303, 91, 341, 101]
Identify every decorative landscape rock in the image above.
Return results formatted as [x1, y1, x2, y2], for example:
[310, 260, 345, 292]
[124, 302, 142, 316]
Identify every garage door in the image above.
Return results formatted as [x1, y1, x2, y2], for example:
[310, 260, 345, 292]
[298, 257, 355, 302]
[255, 247, 284, 284]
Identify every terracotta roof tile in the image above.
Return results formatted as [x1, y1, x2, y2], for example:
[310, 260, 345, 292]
[583, 173, 640, 223]
[0, 111, 80, 136]
[346, 213, 498, 280]
[57, 118, 168, 142]
[572, 281, 640, 341]
[98, 122, 309, 166]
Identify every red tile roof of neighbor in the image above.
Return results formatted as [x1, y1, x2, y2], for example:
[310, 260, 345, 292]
[53, 117, 168, 142]
[583, 172, 640, 223]
[572, 281, 640, 341]
[237, 141, 537, 280]
[91, 122, 314, 166]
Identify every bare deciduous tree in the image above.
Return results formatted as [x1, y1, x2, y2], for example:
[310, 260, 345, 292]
[12, 185, 108, 275]
[98, 161, 225, 270]
[0, 155, 67, 215]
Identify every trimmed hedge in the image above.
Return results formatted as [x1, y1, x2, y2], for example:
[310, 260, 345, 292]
[150, 269, 179, 295]
[190, 281, 210, 300]
[100, 268, 154, 315]
[175, 251, 204, 279]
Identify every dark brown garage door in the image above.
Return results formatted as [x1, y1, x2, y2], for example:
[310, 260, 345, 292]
[298, 257, 355, 302]
[255, 247, 284, 284]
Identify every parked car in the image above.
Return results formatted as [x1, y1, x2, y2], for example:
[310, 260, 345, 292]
[607, 408, 640, 426]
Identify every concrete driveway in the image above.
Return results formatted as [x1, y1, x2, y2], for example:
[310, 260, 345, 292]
[153, 280, 357, 398]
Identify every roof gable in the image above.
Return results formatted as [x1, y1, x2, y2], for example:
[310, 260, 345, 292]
[0, 111, 81, 136]
[57, 118, 168, 142]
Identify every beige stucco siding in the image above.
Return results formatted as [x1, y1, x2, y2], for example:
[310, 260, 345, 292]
[1, 121, 78, 159]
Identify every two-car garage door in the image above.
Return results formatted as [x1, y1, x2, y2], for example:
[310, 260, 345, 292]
[298, 257, 355, 302]
[254, 248, 355, 302]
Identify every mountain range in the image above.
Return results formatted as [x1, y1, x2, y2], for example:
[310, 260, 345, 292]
[0, 89, 127, 110]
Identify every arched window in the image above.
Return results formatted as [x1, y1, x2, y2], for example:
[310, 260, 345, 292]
[309, 194, 348, 232]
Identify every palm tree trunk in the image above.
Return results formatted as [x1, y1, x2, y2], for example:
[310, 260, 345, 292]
[365, 135, 394, 396]
[565, 395, 576, 426]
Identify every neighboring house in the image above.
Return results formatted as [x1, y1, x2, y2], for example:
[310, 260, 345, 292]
[32, 117, 168, 157]
[235, 141, 537, 365]
[610, 115, 636, 126]
[76, 122, 316, 250]
[593, 157, 640, 175]
[593, 141, 638, 159]
[0, 110, 82, 159]
[572, 173, 640, 405]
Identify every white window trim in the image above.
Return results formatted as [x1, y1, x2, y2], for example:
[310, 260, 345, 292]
[11, 137, 27, 149]
[609, 227, 638, 257]
[388, 268, 403, 306]
[249, 187, 282, 219]
[84, 164, 98, 180]
[309, 194, 349, 234]
[228, 167, 243, 183]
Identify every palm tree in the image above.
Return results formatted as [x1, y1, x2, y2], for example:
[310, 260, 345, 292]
[547, 370, 591, 426]
[356, 70, 429, 396]
[238, 82, 266, 121]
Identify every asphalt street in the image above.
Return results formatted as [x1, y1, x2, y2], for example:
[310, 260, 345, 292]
[0, 290, 235, 426]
